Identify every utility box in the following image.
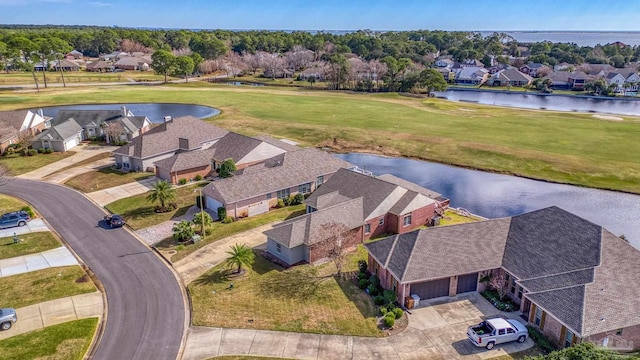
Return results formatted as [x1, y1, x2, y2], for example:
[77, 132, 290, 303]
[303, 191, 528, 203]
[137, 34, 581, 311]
[405, 296, 415, 309]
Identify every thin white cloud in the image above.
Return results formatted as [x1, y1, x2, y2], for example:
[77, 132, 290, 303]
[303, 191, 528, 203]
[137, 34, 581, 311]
[0, 0, 73, 4]
[90, 1, 111, 6]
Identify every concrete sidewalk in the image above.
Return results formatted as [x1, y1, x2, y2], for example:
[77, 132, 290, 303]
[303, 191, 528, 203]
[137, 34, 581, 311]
[0, 292, 103, 340]
[0, 218, 49, 238]
[43, 157, 114, 184]
[173, 223, 274, 284]
[86, 176, 158, 207]
[17, 144, 118, 180]
[0, 247, 79, 277]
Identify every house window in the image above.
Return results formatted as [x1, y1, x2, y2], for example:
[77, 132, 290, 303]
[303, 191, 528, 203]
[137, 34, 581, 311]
[510, 278, 516, 294]
[364, 224, 371, 234]
[392, 279, 397, 292]
[403, 214, 412, 227]
[379, 218, 384, 226]
[517, 286, 523, 299]
[276, 243, 281, 253]
[505, 273, 510, 282]
[316, 175, 324, 187]
[534, 308, 543, 327]
[616, 328, 624, 336]
[266, 193, 272, 199]
[564, 329, 574, 348]
[298, 182, 312, 194]
[276, 188, 290, 199]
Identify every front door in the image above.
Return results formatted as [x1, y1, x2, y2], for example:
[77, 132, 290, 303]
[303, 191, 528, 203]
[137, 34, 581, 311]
[522, 298, 531, 318]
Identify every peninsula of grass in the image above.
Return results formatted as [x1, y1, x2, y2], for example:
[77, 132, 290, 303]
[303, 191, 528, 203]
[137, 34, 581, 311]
[0, 266, 96, 309]
[0, 151, 75, 176]
[2, 84, 640, 193]
[0, 194, 28, 214]
[161, 204, 305, 263]
[189, 246, 380, 337]
[0, 232, 61, 260]
[105, 182, 205, 230]
[66, 168, 153, 193]
[0, 318, 98, 360]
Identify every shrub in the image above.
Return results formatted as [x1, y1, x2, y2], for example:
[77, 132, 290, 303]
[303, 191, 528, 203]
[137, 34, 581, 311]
[219, 158, 237, 178]
[217, 207, 227, 220]
[383, 290, 397, 305]
[379, 306, 387, 316]
[384, 313, 395, 328]
[44, 148, 53, 154]
[373, 295, 385, 305]
[277, 199, 285, 208]
[194, 174, 203, 181]
[37, 148, 45, 153]
[526, 325, 556, 354]
[4, 147, 14, 155]
[27, 149, 38, 156]
[20, 206, 35, 218]
[386, 302, 396, 311]
[357, 271, 368, 280]
[393, 307, 403, 319]
[367, 283, 380, 297]
[222, 216, 235, 224]
[178, 178, 187, 185]
[283, 196, 292, 206]
[358, 279, 369, 289]
[358, 260, 368, 273]
[174, 244, 185, 251]
[291, 193, 304, 205]
[481, 289, 518, 312]
[369, 274, 380, 288]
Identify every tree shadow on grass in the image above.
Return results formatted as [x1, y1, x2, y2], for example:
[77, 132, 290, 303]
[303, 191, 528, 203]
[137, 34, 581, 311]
[192, 268, 232, 286]
[335, 272, 378, 319]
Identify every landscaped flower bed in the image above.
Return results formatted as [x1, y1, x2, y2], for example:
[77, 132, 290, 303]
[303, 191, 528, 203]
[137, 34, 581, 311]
[481, 289, 519, 312]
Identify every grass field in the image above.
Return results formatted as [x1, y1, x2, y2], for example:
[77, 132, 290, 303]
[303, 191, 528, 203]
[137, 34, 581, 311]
[0, 266, 96, 309]
[0, 194, 28, 214]
[0, 232, 61, 260]
[105, 182, 205, 230]
[0, 70, 172, 85]
[189, 246, 380, 337]
[0, 318, 98, 360]
[65, 168, 153, 193]
[160, 204, 305, 262]
[0, 151, 75, 175]
[2, 84, 640, 193]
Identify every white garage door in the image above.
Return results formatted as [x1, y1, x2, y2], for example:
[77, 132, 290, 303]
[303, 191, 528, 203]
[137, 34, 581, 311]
[248, 201, 269, 217]
[65, 137, 79, 150]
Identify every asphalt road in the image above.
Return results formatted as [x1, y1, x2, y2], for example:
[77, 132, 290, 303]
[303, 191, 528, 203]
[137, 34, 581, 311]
[0, 179, 185, 360]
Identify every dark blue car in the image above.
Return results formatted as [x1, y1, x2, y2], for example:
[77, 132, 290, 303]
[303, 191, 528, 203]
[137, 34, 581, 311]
[0, 211, 31, 229]
[104, 214, 125, 228]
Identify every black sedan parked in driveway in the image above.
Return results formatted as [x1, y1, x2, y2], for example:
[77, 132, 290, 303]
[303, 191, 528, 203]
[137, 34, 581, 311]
[104, 214, 125, 228]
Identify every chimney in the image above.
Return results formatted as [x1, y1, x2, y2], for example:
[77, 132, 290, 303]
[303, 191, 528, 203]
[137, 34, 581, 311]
[121, 105, 127, 117]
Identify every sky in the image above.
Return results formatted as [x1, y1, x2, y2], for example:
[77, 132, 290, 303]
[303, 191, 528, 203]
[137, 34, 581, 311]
[0, 0, 639, 31]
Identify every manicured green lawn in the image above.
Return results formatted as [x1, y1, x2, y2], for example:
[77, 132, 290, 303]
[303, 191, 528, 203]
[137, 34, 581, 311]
[0, 318, 98, 360]
[105, 182, 205, 230]
[439, 209, 484, 226]
[0, 266, 96, 309]
[160, 204, 305, 262]
[0, 232, 61, 260]
[2, 84, 640, 193]
[0, 151, 75, 175]
[0, 194, 28, 214]
[0, 70, 172, 85]
[189, 246, 380, 337]
[65, 168, 153, 193]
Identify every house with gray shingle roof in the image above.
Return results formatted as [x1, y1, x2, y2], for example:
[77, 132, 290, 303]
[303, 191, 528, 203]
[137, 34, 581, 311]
[52, 107, 152, 144]
[203, 148, 351, 219]
[487, 68, 533, 87]
[32, 118, 83, 152]
[264, 168, 446, 266]
[113, 116, 228, 172]
[0, 109, 48, 154]
[365, 206, 640, 350]
[153, 131, 289, 184]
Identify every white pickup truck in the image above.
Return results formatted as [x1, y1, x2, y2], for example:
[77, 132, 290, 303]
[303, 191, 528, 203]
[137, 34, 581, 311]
[467, 318, 528, 350]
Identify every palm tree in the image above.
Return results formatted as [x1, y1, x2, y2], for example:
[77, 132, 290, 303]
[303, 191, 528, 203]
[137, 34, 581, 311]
[225, 243, 255, 274]
[147, 180, 176, 209]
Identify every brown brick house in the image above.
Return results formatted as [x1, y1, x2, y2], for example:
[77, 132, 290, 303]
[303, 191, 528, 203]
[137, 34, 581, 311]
[264, 168, 446, 266]
[365, 206, 640, 351]
[0, 109, 48, 154]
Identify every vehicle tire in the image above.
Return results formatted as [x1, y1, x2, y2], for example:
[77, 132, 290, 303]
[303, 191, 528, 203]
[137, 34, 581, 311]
[518, 335, 526, 343]
[486, 341, 495, 350]
[18, 221, 26, 226]
[1, 322, 11, 330]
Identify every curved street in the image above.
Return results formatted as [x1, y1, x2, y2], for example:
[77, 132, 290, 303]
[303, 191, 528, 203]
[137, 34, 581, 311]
[0, 178, 186, 360]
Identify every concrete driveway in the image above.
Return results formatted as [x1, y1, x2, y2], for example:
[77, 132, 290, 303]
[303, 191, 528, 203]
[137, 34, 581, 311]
[16, 144, 118, 180]
[182, 293, 533, 360]
[0, 219, 49, 238]
[86, 176, 158, 207]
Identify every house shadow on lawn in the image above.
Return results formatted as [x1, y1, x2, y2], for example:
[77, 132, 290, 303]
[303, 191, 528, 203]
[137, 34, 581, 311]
[335, 272, 378, 320]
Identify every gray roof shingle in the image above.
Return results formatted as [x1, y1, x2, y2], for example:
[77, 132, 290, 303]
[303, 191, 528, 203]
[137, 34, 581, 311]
[34, 118, 82, 141]
[527, 285, 586, 335]
[377, 174, 441, 199]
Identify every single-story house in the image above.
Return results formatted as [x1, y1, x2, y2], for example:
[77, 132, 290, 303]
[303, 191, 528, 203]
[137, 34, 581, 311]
[567, 71, 592, 91]
[264, 168, 448, 266]
[32, 118, 83, 152]
[365, 206, 640, 351]
[543, 71, 572, 90]
[114, 57, 149, 71]
[153, 132, 289, 184]
[454, 67, 489, 85]
[487, 68, 533, 87]
[519, 62, 548, 77]
[203, 148, 352, 219]
[113, 116, 229, 172]
[66, 50, 83, 59]
[51, 59, 81, 72]
[0, 109, 48, 154]
[86, 61, 115, 73]
[603, 69, 640, 93]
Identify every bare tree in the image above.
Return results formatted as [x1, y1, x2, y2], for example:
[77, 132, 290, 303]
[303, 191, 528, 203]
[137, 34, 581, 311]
[223, 51, 245, 77]
[311, 222, 357, 277]
[489, 269, 508, 301]
[260, 52, 286, 79]
[119, 39, 152, 54]
[242, 51, 261, 75]
[285, 45, 314, 73]
[368, 59, 387, 91]
[172, 47, 193, 56]
[16, 129, 34, 149]
[104, 122, 125, 144]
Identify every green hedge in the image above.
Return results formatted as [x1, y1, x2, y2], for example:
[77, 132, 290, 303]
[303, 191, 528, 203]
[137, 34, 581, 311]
[526, 325, 556, 354]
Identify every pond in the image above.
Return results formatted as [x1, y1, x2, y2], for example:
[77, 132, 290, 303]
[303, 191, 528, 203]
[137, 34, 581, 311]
[41, 103, 220, 123]
[335, 153, 640, 249]
[436, 89, 640, 116]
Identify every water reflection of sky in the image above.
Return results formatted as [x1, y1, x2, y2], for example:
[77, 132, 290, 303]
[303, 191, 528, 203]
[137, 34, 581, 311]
[41, 103, 220, 123]
[336, 153, 640, 248]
